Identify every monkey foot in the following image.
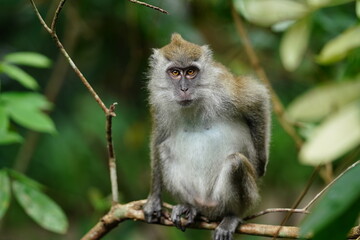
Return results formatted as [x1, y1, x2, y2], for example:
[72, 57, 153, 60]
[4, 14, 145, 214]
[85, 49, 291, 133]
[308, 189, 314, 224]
[171, 204, 197, 231]
[213, 216, 241, 240]
[143, 197, 162, 223]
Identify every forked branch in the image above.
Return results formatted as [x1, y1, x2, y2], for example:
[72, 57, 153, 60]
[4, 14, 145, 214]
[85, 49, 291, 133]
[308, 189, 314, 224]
[29, 0, 112, 116]
[29, 0, 118, 202]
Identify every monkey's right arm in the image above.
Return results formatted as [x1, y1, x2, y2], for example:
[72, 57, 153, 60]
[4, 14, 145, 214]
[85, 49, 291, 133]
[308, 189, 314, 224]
[143, 124, 167, 223]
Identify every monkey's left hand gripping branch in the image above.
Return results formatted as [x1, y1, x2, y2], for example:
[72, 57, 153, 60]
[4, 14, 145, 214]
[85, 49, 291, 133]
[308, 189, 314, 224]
[81, 200, 360, 240]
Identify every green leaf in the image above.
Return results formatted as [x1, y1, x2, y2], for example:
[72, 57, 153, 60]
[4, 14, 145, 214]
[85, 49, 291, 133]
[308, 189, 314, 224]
[0, 63, 39, 90]
[299, 101, 360, 165]
[0, 104, 22, 145]
[280, 16, 312, 71]
[287, 79, 360, 122]
[0, 131, 23, 145]
[0, 104, 9, 131]
[8, 105, 56, 133]
[12, 180, 68, 234]
[317, 24, 360, 64]
[8, 169, 44, 191]
[0, 92, 52, 111]
[3, 52, 52, 68]
[271, 20, 296, 32]
[357, 0, 360, 19]
[300, 162, 360, 239]
[0, 92, 55, 133]
[234, 0, 308, 27]
[307, 0, 355, 9]
[0, 170, 11, 219]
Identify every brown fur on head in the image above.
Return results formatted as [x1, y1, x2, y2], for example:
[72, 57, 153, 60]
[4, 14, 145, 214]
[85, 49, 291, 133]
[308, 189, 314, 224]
[160, 33, 203, 62]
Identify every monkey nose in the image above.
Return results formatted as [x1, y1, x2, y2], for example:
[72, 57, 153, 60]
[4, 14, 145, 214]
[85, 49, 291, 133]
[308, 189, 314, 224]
[181, 87, 189, 92]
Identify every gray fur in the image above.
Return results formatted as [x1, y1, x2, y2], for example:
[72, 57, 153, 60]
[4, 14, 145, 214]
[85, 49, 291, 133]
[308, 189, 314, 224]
[143, 34, 271, 240]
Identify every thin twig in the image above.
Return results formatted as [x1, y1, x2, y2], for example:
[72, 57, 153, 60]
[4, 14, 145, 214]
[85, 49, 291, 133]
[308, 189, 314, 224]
[230, 6, 303, 149]
[29, 0, 109, 115]
[14, 4, 81, 173]
[51, 0, 66, 31]
[81, 200, 360, 240]
[272, 165, 320, 240]
[244, 208, 309, 221]
[272, 161, 359, 239]
[128, 0, 168, 14]
[106, 103, 119, 203]
[303, 160, 359, 211]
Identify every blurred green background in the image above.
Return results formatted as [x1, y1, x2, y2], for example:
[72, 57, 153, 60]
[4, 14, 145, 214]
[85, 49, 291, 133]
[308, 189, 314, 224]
[0, 0, 359, 239]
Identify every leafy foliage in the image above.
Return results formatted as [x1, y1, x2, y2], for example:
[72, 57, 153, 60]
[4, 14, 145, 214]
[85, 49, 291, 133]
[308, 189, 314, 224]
[235, 0, 360, 71]
[287, 79, 360, 122]
[300, 162, 360, 239]
[317, 24, 360, 64]
[0, 52, 55, 145]
[12, 180, 68, 234]
[0, 63, 39, 90]
[1, 92, 55, 133]
[3, 52, 52, 68]
[235, 1, 360, 238]
[235, 0, 360, 165]
[0, 169, 69, 234]
[299, 101, 360, 165]
[0, 170, 11, 219]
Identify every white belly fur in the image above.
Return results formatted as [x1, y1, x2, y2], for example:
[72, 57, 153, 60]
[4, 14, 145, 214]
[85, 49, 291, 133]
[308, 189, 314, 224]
[161, 120, 253, 208]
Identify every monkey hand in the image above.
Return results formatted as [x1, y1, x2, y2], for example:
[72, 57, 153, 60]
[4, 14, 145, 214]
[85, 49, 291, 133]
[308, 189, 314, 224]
[171, 204, 197, 232]
[143, 196, 162, 223]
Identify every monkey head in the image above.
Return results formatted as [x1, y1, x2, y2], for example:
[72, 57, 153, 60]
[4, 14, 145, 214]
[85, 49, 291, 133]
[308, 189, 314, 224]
[148, 33, 216, 109]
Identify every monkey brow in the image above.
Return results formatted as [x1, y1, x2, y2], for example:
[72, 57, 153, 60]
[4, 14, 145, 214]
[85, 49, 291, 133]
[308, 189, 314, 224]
[165, 58, 200, 69]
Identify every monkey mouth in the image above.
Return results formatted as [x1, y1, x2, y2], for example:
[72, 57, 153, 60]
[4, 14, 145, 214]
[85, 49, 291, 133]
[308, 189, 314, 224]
[178, 99, 193, 107]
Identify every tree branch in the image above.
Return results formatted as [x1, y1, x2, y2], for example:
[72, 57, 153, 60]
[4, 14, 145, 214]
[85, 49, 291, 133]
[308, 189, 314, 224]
[244, 208, 309, 221]
[271, 165, 320, 240]
[51, 0, 66, 31]
[127, 0, 168, 14]
[29, 0, 111, 116]
[106, 103, 119, 203]
[81, 200, 360, 240]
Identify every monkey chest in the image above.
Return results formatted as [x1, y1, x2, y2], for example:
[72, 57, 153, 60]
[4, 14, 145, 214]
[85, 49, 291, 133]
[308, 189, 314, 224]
[161, 121, 251, 201]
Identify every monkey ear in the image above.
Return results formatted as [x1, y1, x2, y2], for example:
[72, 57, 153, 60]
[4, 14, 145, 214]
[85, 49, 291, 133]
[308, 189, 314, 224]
[171, 33, 183, 42]
[201, 45, 213, 59]
[149, 49, 161, 67]
[152, 48, 160, 55]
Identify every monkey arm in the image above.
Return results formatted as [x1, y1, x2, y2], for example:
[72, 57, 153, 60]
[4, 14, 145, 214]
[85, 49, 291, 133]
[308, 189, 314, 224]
[143, 123, 168, 222]
[243, 91, 271, 178]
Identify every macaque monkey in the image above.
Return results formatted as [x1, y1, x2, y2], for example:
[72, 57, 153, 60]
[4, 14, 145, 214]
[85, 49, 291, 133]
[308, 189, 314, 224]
[143, 33, 271, 240]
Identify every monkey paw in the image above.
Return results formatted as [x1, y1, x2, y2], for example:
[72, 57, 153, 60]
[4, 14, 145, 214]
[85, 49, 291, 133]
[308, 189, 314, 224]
[213, 216, 241, 240]
[214, 227, 234, 240]
[143, 197, 162, 223]
[171, 204, 197, 232]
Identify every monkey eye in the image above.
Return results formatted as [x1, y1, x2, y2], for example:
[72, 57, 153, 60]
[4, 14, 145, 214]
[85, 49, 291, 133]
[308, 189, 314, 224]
[186, 68, 198, 78]
[168, 69, 181, 79]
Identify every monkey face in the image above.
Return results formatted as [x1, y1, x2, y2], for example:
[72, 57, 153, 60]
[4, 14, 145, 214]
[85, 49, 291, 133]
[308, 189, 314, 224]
[166, 66, 200, 107]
